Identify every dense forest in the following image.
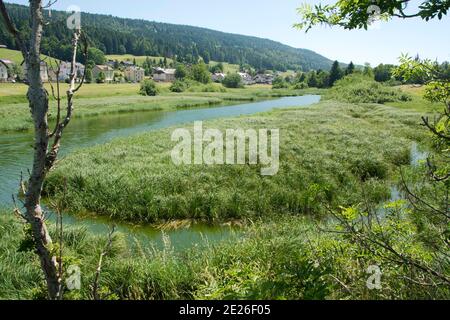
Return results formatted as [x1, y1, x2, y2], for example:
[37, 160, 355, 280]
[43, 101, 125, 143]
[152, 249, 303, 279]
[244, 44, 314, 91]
[0, 3, 333, 72]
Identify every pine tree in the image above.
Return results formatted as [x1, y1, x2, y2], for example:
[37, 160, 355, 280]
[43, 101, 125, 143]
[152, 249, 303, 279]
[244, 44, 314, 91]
[345, 61, 355, 75]
[329, 60, 343, 87]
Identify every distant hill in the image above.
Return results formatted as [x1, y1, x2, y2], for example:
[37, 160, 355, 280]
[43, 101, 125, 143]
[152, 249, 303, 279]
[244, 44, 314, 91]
[0, 3, 334, 72]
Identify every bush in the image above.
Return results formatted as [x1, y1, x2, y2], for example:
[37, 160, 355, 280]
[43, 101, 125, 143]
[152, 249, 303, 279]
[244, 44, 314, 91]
[190, 62, 211, 84]
[222, 73, 243, 88]
[291, 82, 309, 90]
[170, 80, 187, 93]
[326, 74, 411, 104]
[350, 157, 388, 181]
[201, 83, 227, 92]
[139, 79, 159, 96]
[96, 72, 106, 84]
[272, 76, 289, 89]
[175, 64, 188, 80]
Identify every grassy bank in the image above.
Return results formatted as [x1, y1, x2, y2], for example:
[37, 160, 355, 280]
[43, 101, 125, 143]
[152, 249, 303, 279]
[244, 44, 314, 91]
[44, 100, 425, 223]
[1, 213, 445, 300]
[0, 83, 318, 132]
[387, 85, 444, 113]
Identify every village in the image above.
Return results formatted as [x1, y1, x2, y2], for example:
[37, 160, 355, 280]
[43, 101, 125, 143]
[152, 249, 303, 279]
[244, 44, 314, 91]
[0, 45, 276, 85]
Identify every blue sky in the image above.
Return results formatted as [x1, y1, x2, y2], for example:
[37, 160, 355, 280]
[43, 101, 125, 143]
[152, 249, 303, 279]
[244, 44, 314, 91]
[5, 0, 450, 66]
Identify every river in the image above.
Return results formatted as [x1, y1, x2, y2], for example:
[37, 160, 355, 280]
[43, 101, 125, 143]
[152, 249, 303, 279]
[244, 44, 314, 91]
[0, 95, 321, 250]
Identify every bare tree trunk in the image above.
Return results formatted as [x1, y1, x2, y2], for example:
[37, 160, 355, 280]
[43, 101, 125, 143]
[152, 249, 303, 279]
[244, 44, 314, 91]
[23, 0, 60, 299]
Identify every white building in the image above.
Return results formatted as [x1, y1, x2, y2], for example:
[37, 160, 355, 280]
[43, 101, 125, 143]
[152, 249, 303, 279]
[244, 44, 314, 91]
[92, 65, 114, 82]
[152, 67, 176, 82]
[211, 72, 226, 82]
[0, 61, 8, 82]
[238, 72, 254, 85]
[48, 61, 85, 82]
[124, 66, 145, 83]
[254, 74, 275, 85]
[0, 59, 15, 82]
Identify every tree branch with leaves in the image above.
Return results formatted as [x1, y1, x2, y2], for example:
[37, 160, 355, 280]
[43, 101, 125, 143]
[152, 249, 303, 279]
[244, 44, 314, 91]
[296, 0, 449, 294]
[295, 0, 450, 31]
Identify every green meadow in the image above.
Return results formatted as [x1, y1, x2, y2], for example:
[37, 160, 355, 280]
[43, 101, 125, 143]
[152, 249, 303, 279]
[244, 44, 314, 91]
[0, 48, 53, 65]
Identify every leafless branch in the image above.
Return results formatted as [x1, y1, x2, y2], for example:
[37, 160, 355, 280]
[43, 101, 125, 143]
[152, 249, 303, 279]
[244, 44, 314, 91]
[92, 226, 116, 300]
[45, 29, 86, 172]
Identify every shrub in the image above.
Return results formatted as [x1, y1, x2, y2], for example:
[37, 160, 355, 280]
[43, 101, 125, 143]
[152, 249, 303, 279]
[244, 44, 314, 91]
[190, 62, 211, 84]
[175, 64, 188, 80]
[201, 83, 227, 92]
[326, 74, 411, 104]
[170, 80, 187, 93]
[96, 72, 106, 84]
[222, 73, 243, 88]
[272, 76, 289, 89]
[139, 79, 159, 96]
[350, 157, 388, 181]
[291, 82, 309, 90]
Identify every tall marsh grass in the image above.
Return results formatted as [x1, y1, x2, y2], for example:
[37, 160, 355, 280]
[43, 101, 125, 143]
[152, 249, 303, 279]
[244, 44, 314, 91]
[1, 213, 446, 300]
[44, 101, 425, 223]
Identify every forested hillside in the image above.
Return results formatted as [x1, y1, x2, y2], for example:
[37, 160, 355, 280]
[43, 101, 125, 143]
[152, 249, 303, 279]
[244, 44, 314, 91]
[0, 3, 333, 71]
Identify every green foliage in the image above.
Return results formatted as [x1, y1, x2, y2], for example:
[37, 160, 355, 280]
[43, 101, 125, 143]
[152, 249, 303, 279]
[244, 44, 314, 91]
[88, 48, 106, 66]
[307, 71, 318, 87]
[175, 64, 188, 80]
[197, 83, 227, 93]
[350, 157, 388, 181]
[291, 81, 309, 89]
[374, 64, 395, 82]
[190, 62, 211, 84]
[222, 73, 243, 88]
[210, 62, 224, 74]
[326, 74, 411, 104]
[139, 79, 159, 96]
[316, 70, 330, 88]
[9, 63, 24, 81]
[345, 61, 355, 75]
[96, 72, 106, 84]
[363, 63, 374, 78]
[272, 76, 289, 89]
[169, 80, 187, 93]
[329, 60, 343, 87]
[1, 212, 447, 300]
[295, 0, 450, 32]
[85, 68, 93, 84]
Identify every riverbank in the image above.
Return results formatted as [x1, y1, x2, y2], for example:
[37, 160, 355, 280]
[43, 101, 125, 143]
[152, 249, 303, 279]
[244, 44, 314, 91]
[1, 211, 444, 300]
[44, 99, 426, 223]
[0, 83, 321, 132]
[1, 85, 446, 300]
